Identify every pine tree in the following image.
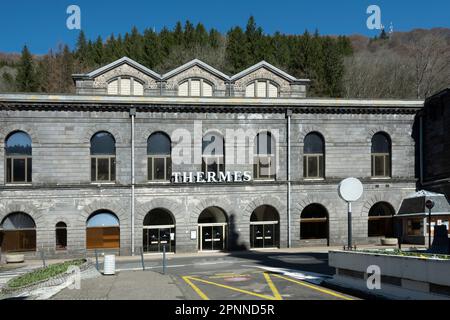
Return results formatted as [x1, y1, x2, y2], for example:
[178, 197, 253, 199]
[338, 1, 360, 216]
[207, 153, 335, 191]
[142, 28, 162, 69]
[75, 30, 89, 68]
[16, 45, 38, 92]
[225, 27, 251, 73]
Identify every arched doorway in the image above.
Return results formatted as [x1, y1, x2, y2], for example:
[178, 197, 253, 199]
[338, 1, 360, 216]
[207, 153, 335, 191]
[368, 202, 395, 237]
[86, 211, 120, 249]
[300, 204, 329, 243]
[250, 205, 280, 248]
[0, 212, 36, 252]
[198, 207, 228, 251]
[55, 222, 67, 250]
[143, 209, 175, 253]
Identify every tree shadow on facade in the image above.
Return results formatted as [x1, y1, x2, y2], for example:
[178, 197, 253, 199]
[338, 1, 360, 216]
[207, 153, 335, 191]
[227, 214, 248, 251]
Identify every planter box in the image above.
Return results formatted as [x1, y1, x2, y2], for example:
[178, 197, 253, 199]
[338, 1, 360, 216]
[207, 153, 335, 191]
[328, 250, 450, 298]
[5, 254, 25, 263]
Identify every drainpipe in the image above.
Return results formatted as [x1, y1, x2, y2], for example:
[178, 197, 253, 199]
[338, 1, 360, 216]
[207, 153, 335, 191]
[419, 114, 424, 186]
[130, 107, 137, 256]
[286, 109, 292, 248]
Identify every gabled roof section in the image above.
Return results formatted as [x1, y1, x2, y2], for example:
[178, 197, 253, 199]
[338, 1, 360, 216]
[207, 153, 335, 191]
[162, 59, 230, 81]
[230, 60, 310, 84]
[72, 57, 161, 80]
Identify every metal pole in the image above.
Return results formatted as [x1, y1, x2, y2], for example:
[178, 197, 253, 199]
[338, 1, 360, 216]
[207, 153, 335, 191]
[428, 208, 432, 250]
[130, 108, 136, 256]
[41, 250, 46, 268]
[140, 247, 145, 271]
[95, 249, 99, 271]
[347, 202, 352, 249]
[162, 245, 166, 275]
[286, 110, 292, 248]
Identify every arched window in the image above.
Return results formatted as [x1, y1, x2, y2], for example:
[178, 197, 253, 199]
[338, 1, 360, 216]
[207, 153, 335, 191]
[245, 80, 279, 98]
[254, 132, 276, 180]
[55, 222, 67, 250]
[147, 132, 172, 181]
[198, 207, 228, 251]
[107, 77, 144, 96]
[0, 212, 36, 252]
[202, 132, 225, 178]
[368, 202, 395, 237]
[86, 211, 120, 249]
[178, 79, 213, 97]
[143, 209, 175, 253]
[250, 205, 280, 248]
[90, 132, 116, 182]
[300, 204, 329, 242]
[303, 132, 325, 179]
[371, 132, 391, 178]
[5, 131, 32, 183]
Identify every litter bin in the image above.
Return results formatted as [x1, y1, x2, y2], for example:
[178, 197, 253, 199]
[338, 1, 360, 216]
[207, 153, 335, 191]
[103, 255, 116, 275]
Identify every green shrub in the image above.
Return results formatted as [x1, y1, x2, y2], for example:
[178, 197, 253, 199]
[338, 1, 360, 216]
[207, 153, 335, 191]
[356, 249, 450, 260]
[7, 259, 86, 289]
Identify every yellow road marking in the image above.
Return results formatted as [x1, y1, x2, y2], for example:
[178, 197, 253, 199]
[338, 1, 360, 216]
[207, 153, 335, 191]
[185, 276, 278, 300]
[263, 273, 283, 300]
[272, 274, 354, 300]
[182, 276, 210, 300]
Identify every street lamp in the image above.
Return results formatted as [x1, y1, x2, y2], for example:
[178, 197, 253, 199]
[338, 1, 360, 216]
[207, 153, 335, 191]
[425, 199, 435, 250]
[338, 178, 364, 250]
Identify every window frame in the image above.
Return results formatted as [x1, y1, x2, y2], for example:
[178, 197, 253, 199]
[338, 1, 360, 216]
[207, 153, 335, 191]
[91, 156, 116, 183]
[147, 155, 172, 181]
[178, 78, 214, 97]
[371, 133, 392, 178]
[6, 156, 32, 184]
[107, 77, 145, 96]
[245, 79, 280, 98]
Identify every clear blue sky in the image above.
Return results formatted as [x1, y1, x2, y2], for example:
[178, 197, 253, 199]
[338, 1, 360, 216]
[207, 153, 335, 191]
[1, 0, 449, 54]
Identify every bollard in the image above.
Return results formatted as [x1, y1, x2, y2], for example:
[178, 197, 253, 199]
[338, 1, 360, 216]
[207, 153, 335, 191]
[95, 249, 99, 271]
[40, 250, 46, 268]
[162, 245, 166, 275]
[140, 247, 145, 271]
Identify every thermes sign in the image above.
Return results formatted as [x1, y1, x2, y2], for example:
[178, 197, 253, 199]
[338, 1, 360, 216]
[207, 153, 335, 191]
[172, 171, 252, 183]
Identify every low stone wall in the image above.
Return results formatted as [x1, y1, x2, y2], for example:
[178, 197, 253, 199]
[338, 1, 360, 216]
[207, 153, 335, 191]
[328, 250, 450, 299]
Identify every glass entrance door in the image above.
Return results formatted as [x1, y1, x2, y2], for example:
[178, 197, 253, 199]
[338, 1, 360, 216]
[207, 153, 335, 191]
[143, 227, 175, 253]
[198, 224, 226, 251]
[250, 223, 279, 248]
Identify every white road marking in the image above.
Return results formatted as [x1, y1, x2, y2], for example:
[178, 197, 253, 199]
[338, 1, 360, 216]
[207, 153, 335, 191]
[242, 265, 330, 285]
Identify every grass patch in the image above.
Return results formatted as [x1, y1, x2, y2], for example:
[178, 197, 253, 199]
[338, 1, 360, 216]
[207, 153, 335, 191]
[356, 249, 450, 260]
[6, 259, 86, 289]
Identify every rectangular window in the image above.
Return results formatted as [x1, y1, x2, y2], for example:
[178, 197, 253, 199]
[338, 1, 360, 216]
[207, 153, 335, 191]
[372, 154, 390, 177]
[254, 156, 275, 180]
[91, 157, 115, 182]
[6, 157, 32, 184]
[304, 154, 324, 179]
[148, 156, 171, 181]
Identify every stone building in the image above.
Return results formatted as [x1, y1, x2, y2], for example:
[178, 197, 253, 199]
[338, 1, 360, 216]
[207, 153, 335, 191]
[0, 57, 423, 257]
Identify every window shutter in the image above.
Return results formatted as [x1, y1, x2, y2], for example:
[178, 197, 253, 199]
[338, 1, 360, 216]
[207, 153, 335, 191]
[190, 80, 201, 96]
[202, 82, 213, 97]
[121, 78, 131, 95]
[107, 80, 119, 95]
[256, 81, 267, 98]
[245, 83, 255, 97]
[134, 81, 144, 96]
[268, 82, 278, 97]
[178, 81, 189, 96]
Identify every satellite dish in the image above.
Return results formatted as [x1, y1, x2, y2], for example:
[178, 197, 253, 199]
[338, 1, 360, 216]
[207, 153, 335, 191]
[338, 178, 363, 202]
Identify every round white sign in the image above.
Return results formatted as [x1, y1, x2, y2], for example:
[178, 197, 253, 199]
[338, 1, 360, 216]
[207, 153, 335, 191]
[338, 178, 363, 202]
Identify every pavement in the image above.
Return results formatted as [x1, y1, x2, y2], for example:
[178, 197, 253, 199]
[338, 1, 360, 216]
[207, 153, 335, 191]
[1, 245, 425, 300]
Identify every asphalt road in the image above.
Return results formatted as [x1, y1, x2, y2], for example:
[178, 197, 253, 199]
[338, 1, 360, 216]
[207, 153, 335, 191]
[103, 251, 359, 300]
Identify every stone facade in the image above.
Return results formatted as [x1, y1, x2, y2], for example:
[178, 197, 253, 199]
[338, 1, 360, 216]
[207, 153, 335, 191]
[0, 57, 424, 257]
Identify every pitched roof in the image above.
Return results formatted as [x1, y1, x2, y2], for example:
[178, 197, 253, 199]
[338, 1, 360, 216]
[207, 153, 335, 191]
[72, 57, 161, 80]
[230, 60, 310, 83]
[161, 59, 230, 81]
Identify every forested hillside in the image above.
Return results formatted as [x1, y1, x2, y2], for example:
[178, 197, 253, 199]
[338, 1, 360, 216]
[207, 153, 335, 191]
[1, 17, 449, 99]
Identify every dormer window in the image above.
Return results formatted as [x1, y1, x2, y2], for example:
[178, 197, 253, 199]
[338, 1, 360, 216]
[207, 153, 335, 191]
[245, 80, 278, 98]
[107, 77, 144, 96]
[178, 79, 213, 97]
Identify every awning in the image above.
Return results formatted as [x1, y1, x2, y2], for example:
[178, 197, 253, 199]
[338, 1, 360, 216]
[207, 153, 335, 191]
[397, 190, 450, 218]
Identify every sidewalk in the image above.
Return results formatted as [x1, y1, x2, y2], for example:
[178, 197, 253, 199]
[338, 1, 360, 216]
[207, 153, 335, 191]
[52, 270, 184, 300]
